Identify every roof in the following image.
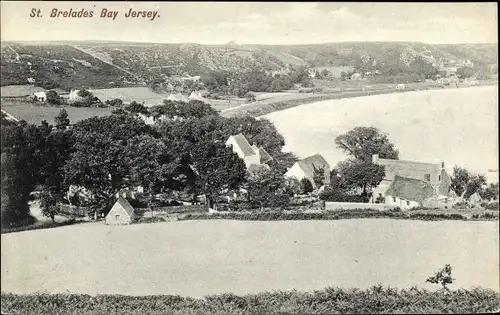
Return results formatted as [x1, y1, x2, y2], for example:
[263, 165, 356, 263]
[257, 147, 273, 164]
[167, 93, 190, 103]
[90, 87, 167, 107]
[1, 85, 46, 97]
[112, 196, 135, 218]
[295, 154, 331, 180]
[385, 176, 437, 203]
[230, 133, 256, 157]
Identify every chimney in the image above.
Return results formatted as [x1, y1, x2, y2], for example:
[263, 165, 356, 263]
[372, 154, 379, 164]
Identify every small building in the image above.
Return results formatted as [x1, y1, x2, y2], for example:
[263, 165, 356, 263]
[350, 73, 362, 80]
[68, 89, 82, 102]
[371, 154, 451, 202]
[33, 91, 47, 102]
[188, 91, 207, 103]
[105, 197, 135, 225]
[284, 154, 331, 189]
[226, 133, 273, 170]
[385, 176, 437, 210]
[167, 93, 189, 103]
[396, 84, 406, 90]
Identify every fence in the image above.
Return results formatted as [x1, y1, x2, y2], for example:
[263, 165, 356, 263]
[325, 202, 387, 211]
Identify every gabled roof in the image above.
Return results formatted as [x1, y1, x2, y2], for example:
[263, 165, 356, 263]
[229, 133, 256, 157]
[385, 176, 437, 202]
[295, 154, 331, 180]
[113, 196, 135, 218]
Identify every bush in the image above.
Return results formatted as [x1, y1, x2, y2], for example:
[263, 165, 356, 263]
[300, 178, 314, 194]
[2, 286, 499, 314]
[135, 217, 166, 224]
[481, 201, 499, 211]
[319, 187, 366, 202]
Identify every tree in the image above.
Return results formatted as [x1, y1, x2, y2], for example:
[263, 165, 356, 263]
[312, 165, 325, 188]
[63, 115, 154, 217]
[336, 159, 385, 200]
[457, 66, 474, 79]
[105, 98, 124, 107]
[426, 264, 454, 291]
[450, 166, 487, 199]
[320, 69, 330, 78]
[46, 90, 60, 105]
[300, 178, 314, 194]
[335, 127, 399, 162]
[247, 167, 290, 209]
[54, 108, 70, 130]
[1, 121, 46, 227]
[479, 182, 499, 201]
[125, 101, 148, 115]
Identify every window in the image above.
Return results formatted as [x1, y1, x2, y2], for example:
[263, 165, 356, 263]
[406, 201, 410, 206]
[115, 214, 120, 221]
[438, 175, 441, 181]
[424, 174, 431, 182]
[392, 197, 396, 202]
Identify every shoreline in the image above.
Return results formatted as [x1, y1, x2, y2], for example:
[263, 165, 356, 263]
[221, 80, 498, 118]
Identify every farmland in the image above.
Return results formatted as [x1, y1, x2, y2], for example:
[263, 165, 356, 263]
[0, 99, 113, 125]
[1, 219, 498, 298]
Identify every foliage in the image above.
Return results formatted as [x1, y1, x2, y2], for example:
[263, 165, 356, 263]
[312, 165, 326, 188]
[45, 90, 61, 105]
[450, 166, 487, 199]
[284, 177, 301, 196]
[480, 201, 499, 211]
[125, 101, 148, 115]
[336, 160, 385, 198]
[105, 98, 124, 107]
[479, 183, 499, 201]
[335, 126, 399, 162]
[2, 285, 499, 314]
[318, 186, 367, 203]
[300, 178, 314, 194]
[246, 168, 290, 209]
[54, 109, 70, 130]
[426, 264, 455, 290]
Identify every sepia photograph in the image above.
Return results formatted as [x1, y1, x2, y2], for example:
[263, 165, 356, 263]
[0, 1, 499, 314]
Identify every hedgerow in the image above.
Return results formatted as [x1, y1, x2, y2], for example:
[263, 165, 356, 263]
[2, 286, 499, 314]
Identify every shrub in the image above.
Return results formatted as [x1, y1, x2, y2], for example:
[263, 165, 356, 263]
[135, 217, 166, 224]
[481, 201, 499, 211]
[426, 264, 454, 290]
[300, 178, 314, 194]
[319, 187, 365, 202]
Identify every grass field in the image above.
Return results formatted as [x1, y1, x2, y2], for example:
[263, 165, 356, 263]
[1, 219, 498, 298]
[0, 100, 113, 125]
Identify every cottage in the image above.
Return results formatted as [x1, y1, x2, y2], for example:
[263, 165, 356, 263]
[371, 154, 451, 202]
[350, 73, 362, 80]
[385, 176, 437, 210]
[105, 197, 135, 225]
[167, 93, 190, 103]
[284, 154, 331, 189]
[33, 91, 47, 102]
[226, 133, 273, 170]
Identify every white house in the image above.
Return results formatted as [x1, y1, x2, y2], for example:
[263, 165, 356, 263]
[33, 91, 47, 102]
[105, 197, 135, 225]
[188, 91, 207, 103]
[396, 84, 406, 90]
[226, 133, 273, 169]
[384, 175, 437, 210]
[68, 89, 82, 102]
[167, 93, 189, 103]
[284, 154, 331, 189]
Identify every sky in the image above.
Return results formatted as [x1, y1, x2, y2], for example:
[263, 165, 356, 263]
[1, 2, 498, 45]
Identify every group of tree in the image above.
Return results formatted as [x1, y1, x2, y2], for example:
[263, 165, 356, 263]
[1, 100, 299, 228]
[450, 166, 498, 201]
[319, 127, 399, 203]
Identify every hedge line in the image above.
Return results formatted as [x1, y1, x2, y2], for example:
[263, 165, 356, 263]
[2, 286, 499, 314]
[177, 209, 491, 222]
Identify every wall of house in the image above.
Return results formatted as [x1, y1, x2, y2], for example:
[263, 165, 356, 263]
[225, 137, 245, 160]
[325, 202, 387, 211]
[243, 155, 260, 168]
[437, 169, 451, 196]
[105, 205, 133, 225]
[385, 196, 420, 210]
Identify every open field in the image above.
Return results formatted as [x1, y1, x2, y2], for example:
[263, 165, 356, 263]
[265, 85, 499, 183]
[1, 219, 498, 298]
[0, 100, 112, 125]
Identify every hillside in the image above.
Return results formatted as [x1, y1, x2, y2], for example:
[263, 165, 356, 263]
[1, 41, 497, 90]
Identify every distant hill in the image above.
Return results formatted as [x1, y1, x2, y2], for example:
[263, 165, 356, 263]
[1, 41, 497, 90]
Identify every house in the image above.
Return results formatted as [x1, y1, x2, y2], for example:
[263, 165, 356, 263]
[350, 72, 362, 80]
[167, 93, 190, 103]
[284, 154, 331, 189]
[188, 91, 207, 103]
[225, 133, 273, 170]
[27, 77, 35, 84]
[396, 84, 406, 90]
[68, 89, 82, 102]
[33, 91, 47, 102]
[385, 176, 437, 210]
[105, 197, 135, 225]
[371, 154, 451, 203]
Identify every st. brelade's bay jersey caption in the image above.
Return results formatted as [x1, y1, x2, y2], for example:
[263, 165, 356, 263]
[30, 8, 160, 21]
